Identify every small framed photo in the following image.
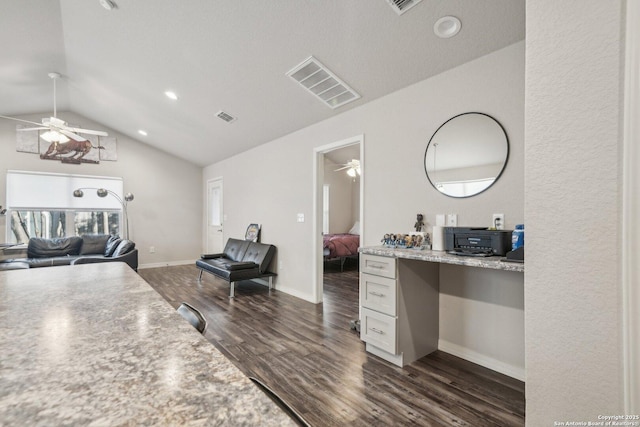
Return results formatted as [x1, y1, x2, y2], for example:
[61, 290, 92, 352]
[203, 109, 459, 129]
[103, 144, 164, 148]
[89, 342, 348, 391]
[245, 223, 261, 242]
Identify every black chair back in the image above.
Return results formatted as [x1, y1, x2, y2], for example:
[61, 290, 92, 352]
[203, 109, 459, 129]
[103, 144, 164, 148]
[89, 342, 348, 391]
[177, 302, 207, 334]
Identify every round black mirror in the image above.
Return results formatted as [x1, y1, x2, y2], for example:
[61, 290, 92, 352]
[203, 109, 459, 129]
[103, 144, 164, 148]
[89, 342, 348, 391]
[424, 112, 509, 198]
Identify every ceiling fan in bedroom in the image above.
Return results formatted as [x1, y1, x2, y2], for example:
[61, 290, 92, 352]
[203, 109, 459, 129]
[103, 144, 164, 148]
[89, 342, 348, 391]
[0, 72, 108, 143]
[334, 159, 361, 177]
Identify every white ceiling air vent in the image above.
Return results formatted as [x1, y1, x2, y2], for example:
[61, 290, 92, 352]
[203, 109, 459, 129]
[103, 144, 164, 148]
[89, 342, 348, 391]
[286, 56, 360, 109]
[216, 110, 236, 123]
[385, 0, 423, 15]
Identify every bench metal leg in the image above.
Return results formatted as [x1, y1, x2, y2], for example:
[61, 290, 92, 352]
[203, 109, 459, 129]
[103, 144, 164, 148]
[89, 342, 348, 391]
[268, 276, 273, 290]
[198, 269, 203, 282]
[230, 281, 235, 298]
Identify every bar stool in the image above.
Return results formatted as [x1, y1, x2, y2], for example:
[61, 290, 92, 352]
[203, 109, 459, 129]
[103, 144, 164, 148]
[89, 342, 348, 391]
[177, 302, 207, 334]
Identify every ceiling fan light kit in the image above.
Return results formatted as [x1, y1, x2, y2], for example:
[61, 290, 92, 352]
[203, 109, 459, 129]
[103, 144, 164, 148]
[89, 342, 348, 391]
[335, 159, 361, 177]
[41, 130, 70, 143]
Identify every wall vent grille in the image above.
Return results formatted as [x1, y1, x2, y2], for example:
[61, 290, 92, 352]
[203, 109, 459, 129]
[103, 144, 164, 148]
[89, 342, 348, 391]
[385, 0, 423, 15]
[216, 110, 236, 123]
[286, 56, 360, 110]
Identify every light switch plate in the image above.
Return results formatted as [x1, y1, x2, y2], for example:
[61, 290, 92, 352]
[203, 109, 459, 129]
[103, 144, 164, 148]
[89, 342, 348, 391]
[436, 214, 446, 227]
[446, 213, 457, 227]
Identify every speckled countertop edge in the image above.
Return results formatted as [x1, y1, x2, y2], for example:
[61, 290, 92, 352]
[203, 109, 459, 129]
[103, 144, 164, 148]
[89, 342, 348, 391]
[359, 246, 524, 273]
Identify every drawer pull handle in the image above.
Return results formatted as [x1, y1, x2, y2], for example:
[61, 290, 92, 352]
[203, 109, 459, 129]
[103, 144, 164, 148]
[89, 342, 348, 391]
[368, 291, 385, 297]
[369, 328, 385, 335]
[369, 264, 385, 269]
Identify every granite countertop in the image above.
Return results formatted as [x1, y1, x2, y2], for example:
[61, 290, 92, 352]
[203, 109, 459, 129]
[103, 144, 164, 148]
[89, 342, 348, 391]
[0, 263, 295, 426]
[360, 246, 525, 273]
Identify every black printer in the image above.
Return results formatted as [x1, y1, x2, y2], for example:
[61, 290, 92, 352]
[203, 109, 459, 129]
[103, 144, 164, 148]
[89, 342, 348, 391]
[444, 227, 512, 257]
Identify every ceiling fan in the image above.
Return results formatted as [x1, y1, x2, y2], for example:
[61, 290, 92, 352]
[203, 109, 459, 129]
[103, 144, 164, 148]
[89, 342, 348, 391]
[0, 72, 108, 143]
[334, 159, 361, 177]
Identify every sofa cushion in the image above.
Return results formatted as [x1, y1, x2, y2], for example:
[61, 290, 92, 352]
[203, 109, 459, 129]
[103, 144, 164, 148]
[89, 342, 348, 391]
[112, 240, 135, 257]
[27, 237, 83, 258]
[242, 242, 276, 274]
[104, 235, 122, 257]
[80, 234, 111, 255]
[222, 239, 250, 262]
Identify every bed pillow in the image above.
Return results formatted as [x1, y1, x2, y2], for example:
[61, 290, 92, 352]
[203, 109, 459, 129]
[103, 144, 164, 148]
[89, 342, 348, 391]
[348, 221, 360, 235]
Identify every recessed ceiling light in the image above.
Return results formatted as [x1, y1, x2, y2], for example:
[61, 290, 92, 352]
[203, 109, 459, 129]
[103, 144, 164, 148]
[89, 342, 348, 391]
[434, 16, 461, 39]
[138, 130, 148, 136]
[99, 0, 117, 10]
[164, 91, 178, 100]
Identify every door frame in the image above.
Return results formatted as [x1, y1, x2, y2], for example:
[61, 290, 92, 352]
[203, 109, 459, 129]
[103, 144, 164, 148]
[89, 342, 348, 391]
[205, 177, 224, 253]
[312, 134, 364, 304]
[623, 0, 639, 413]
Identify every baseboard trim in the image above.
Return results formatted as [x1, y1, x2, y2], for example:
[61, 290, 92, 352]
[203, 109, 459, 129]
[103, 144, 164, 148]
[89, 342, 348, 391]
[438, 339, 525, 382]
[271, 284, 316, 303]
[138, 260, 194, 269]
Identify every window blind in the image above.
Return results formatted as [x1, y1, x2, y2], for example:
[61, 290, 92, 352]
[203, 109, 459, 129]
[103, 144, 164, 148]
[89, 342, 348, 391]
[6, 170, 124, 210]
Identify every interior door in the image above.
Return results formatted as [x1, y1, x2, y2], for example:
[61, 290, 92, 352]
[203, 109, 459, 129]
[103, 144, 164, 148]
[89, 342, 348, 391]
[206, 178, 224, 253]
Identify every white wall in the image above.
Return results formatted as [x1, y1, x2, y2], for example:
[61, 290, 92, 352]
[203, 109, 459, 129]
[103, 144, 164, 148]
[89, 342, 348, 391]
[204, 39, 526, 370]
[525, 0, 625, 423]
[0, 111, 202, 267]
[323, 158, 358, 234]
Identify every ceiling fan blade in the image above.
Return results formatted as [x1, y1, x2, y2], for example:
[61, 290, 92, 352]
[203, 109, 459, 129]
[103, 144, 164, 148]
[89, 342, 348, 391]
[0, 115, 47, 127]
[17, 126, 48, 131]
[66, 127, 108, 137]
[59, 129, 86, 142]
[334, 165, 350, 171]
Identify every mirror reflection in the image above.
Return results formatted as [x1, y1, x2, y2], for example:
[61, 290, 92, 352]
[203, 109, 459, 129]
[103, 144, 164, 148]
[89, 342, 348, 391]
[424, 112, 509, 198]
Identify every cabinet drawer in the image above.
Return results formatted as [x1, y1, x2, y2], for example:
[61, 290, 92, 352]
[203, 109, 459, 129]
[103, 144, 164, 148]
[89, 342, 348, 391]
[360, 254, 396, 279]
[361, 307, 397, 354]
[360, 273, 397, 316]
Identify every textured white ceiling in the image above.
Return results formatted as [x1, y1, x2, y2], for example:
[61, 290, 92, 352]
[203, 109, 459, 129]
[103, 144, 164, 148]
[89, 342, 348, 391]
[0, 0, 525, 166]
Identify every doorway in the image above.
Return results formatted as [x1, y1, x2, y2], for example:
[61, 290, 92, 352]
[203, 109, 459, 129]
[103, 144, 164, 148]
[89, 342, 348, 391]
[206, 178, 224, 253]
[312, 135, 364, 304]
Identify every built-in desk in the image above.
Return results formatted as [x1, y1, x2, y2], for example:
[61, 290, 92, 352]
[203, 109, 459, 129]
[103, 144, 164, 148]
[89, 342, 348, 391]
[359, 246, 524, 380]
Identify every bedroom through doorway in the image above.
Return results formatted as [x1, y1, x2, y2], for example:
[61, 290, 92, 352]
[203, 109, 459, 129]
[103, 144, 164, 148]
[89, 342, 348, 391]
[313, 136, 363, 329]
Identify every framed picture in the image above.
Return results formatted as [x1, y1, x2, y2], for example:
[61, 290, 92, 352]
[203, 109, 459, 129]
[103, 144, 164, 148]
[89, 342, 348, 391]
[245, 223, 261, 242]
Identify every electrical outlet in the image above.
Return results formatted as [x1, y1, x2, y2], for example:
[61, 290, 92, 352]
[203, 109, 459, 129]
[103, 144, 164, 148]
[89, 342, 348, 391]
[446, 213, 457, 227]
[149, 246, 156, 253]
[492, 214, 505, 230]
[491, 214, 504, 230]
[297, 213, 305, 223]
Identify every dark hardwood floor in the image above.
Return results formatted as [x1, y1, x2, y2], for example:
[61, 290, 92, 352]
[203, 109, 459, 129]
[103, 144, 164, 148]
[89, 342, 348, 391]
[139, 261, 525, 426]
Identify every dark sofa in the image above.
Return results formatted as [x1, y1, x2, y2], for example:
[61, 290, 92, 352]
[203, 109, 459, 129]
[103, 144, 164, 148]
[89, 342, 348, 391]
[196, 238, 276, 297]
[0, 235, 138, 271]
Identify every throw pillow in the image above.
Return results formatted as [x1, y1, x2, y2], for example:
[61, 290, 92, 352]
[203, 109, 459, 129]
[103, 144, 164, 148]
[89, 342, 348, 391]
[80, 234, 111, 255]
[112, 240, 135, 257]
[104, 235, 122, 257]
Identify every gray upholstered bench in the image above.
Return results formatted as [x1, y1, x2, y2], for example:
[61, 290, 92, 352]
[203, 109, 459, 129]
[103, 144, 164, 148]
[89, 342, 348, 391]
[195, 238, 276, 298]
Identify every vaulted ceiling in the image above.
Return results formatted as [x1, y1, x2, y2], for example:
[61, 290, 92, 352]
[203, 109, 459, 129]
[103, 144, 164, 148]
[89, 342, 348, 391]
[0, 0, 525, 166]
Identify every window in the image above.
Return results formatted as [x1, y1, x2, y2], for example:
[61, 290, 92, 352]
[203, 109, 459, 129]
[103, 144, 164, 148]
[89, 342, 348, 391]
[8, 210, 121, 244]
[5, 171, 125, 244]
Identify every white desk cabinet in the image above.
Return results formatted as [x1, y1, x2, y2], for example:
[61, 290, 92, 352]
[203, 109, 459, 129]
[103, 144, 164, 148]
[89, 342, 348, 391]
[360, 253, 439, 367]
